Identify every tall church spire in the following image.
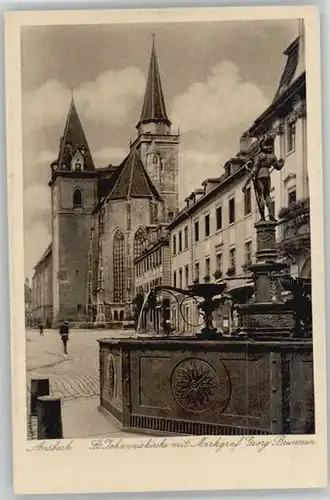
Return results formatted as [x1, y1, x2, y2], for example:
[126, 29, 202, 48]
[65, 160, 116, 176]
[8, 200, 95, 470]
[137, 34, 171, 130]
[57, 95, 95, 171]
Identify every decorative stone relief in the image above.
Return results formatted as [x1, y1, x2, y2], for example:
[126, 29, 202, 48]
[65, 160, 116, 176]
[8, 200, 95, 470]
[107, 353, 116, 400]
[171, 359, 218, 413]
[243, 313, 295, 330]
[269, 271, 279, 302]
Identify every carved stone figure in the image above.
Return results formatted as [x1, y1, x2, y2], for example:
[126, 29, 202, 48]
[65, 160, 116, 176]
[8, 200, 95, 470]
[242, 136, 284, 221]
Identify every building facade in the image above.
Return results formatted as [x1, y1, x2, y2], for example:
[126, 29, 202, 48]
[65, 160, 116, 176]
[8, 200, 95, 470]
[168, 22, 308, 336]
[24, 278, 33, 328]
[246, 22, 309, 278]
[133, 223, 171, 333]
[31, 244, 53, 327]
[168, 154, 256, 335]
[31, 38, 180, 327]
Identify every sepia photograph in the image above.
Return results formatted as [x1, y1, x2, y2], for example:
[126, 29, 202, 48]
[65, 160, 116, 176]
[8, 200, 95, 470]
[5, 5, 327, 495]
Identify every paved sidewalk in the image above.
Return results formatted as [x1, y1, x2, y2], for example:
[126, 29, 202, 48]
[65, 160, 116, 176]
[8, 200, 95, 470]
[28, 396, 145, 439]
[26, 328, 145, 440]
[26, 332, 67, 371]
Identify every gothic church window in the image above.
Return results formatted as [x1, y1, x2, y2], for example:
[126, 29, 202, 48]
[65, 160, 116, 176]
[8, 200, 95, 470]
[73, 188, 82, 208]
[134, 227, 146, 258]
[113, 229, 125, 303]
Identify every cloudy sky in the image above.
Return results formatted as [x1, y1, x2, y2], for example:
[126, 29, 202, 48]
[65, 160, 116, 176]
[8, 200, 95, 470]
[22, 19, 298, 280]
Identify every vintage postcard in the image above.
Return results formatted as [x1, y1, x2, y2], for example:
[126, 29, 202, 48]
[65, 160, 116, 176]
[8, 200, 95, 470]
[5, 5, 327, 495]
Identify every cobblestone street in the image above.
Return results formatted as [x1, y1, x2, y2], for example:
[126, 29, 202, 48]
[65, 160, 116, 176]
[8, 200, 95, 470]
[26, 328, 143, 439]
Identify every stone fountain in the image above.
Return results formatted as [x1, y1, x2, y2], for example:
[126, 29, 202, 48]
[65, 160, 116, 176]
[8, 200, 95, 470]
[97, 140, 314, 436]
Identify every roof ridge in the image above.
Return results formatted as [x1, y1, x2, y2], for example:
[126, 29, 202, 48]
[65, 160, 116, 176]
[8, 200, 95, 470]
[127, 148, 136, 199]
[105, 154, 129, 202]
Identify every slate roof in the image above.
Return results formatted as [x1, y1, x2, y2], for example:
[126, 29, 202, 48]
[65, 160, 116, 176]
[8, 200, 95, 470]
[34, 243, 52, 271]
[106, 148, 162, 201]
[137, 36, 171, 128]
[57, 98, 95, 171]
[273, 37, 300, 102]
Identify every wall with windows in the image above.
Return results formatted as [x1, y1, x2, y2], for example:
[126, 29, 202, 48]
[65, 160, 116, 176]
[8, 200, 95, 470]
[270, 108, 307, 219]
[101, 197, 160, 308]
[134, 231, 171, 333]
[32, 249, 53, 327]
[168, 170, 261, 335]
[170, 179, 257, 287]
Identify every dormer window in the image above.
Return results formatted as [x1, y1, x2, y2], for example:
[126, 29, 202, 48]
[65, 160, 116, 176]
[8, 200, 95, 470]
[70, 150, 84, 172]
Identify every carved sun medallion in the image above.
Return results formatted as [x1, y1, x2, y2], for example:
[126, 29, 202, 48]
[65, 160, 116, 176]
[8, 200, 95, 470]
[171, 359, 218, 413]
[107, 354, 116, 400]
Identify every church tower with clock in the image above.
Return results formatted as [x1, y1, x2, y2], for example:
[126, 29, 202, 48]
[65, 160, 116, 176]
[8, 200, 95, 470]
[131, 35, 180, 220]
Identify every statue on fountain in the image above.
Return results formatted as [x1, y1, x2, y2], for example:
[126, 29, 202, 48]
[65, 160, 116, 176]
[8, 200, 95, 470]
[242, 136, 285, 222]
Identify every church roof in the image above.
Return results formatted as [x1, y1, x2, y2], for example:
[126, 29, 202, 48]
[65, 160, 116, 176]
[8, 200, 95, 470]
[34, 243, 52, 271]
[106, 148, 162, 201]
[57, 97, 95, 170]
[137, 35, 171, 128]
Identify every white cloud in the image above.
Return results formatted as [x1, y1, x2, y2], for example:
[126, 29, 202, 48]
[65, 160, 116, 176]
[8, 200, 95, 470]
[23, 67, 145, 135]
[75, 67, 145, 124]
[171, 60, 268, 137]
[178, 149, 225, 204]
[23, 80, 70, 136]
[171, 61, 269, 204]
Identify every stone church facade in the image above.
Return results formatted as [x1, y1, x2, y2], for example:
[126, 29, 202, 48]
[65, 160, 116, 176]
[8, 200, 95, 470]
[31, 38, 180, 327]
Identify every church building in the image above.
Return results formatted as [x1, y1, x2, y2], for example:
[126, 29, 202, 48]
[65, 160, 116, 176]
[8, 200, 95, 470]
[31, 38, 180, 327]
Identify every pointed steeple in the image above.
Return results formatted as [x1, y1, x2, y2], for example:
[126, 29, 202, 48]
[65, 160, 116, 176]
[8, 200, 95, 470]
[57, 95, 95, 171]
[137, 34, 171, 130]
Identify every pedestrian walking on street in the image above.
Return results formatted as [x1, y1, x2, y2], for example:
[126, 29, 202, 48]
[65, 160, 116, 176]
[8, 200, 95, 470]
[38, 320, 44, 337]
[59, 321, 69, 355]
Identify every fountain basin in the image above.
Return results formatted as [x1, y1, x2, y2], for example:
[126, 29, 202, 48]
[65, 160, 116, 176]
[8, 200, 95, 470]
[97, 335, 314, 436]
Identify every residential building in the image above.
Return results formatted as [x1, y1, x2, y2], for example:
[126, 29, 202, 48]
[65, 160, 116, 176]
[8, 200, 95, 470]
[31, 244, 53, 327]
[133, 224, 171, 333]
[246, 20, 309, 278]
[168, 156, 256, 335]
[168, 22, 308, 335]
[24, 278, 32, 328]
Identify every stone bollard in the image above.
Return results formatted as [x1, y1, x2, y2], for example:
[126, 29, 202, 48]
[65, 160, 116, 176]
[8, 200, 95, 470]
[37, 396, 63, 440]
[30, 378, 50, 417]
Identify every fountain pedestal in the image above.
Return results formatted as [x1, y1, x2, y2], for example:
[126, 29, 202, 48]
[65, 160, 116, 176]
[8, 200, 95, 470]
[237, 220, 295, 338]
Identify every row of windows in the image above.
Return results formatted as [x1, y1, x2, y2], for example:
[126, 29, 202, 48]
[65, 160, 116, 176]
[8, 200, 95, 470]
[172, 182, 298, 257]
[135, 248, 163, 277]
[136, 277, 162, 296]
[172, 188, 252, 254]
[172, 241, 253, 287]
[172, 225, 189, 254]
